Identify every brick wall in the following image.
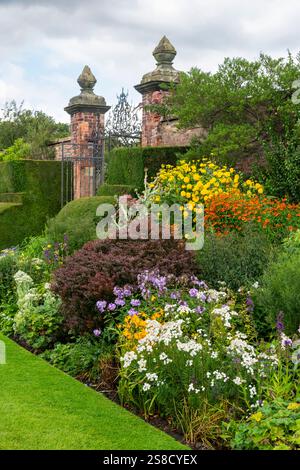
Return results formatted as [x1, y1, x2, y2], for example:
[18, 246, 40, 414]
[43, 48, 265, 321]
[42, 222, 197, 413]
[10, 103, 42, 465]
[141, 89, 205, 147]
[70, 112, 104, 146]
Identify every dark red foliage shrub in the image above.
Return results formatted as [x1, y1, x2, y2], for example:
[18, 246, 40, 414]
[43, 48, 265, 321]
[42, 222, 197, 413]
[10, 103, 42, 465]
[51, 239, 197, 333]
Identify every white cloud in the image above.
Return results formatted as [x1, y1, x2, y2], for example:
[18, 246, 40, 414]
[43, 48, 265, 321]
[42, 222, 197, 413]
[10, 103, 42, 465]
[0, 0, 300, 122]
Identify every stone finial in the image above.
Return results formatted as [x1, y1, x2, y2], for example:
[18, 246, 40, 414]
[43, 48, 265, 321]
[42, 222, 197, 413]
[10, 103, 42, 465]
[135, 36, 180, 94]
[77, 65, 97, 92]
[153, 35, 177, 65]
[65, 65, 110, 115]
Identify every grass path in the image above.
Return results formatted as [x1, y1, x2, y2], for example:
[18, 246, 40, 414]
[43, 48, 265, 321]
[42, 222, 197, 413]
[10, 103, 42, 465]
[0, 334, 187, 450]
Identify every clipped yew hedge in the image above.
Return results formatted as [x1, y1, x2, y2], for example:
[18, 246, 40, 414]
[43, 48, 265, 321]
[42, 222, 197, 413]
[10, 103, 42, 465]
[0, 160, 67, 249]
[106, 146, 189, 190]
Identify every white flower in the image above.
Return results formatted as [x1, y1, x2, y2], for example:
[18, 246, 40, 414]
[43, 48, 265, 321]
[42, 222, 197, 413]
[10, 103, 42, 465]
[142, 383, 151, 391]
[249, 385, 257, 398]
[211, 351, 218, 359]
[145, 373, 158, 382]
[176, 339, 202, 357]
[252, 281, 259, 289]
[212, 305, 238, 328]
[121, 351, 137, 368]
[232, 376, 245, 386]
[186, 360, 193, 367]
[137, 358, 147, 372]
[188, 383, 195, 392]
[13, 270, 33, 285]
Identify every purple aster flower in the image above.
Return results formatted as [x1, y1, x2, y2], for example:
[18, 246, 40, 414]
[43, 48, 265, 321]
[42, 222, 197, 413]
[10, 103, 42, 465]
[96, 300, 107, 313]
[115, 298, 126, 307]
[179, 300, 188, 307]
[199, 292, 207, 302]
[276, 311, 285, 332]
[113, 286, 124, 298]
[93, 329, 101, 337]
[246, 296, 254, 313]
[128, 308, 138, 316]
[123, 287, 133, 297]
[170, 291, 181, 300]
[190, 276, 208, 289]
[108, 303, 116, 311]
[189, 288, 199, 298]
[195, 306, 205, 315]
[131, 299, 141, 307]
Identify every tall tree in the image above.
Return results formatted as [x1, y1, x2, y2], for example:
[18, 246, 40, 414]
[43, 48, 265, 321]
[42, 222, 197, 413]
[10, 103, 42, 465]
[0, 101, 69, 159]
[156, 53, 300, 200]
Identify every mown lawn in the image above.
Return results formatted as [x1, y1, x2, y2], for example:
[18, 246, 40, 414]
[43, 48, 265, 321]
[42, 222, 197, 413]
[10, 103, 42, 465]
[0, 334, 187, 450]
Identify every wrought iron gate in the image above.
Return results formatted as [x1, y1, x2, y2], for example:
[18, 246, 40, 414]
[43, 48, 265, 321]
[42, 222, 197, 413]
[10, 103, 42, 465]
[60, 142, 104, 207]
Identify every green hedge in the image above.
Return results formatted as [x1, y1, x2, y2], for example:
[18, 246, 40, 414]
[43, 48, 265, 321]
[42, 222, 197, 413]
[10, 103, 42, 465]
[97, 184, 136, 198]
[45, 196, 115, 253]
[106, 146, 189, 190]
[0, 160, 66, 249]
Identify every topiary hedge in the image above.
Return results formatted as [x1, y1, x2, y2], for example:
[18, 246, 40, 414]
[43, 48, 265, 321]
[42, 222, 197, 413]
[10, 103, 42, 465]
[0, 160, 67, 249]
[45, 195, 115, 253]
[106, 146, 189, 190]
[97, 184, 136, 198]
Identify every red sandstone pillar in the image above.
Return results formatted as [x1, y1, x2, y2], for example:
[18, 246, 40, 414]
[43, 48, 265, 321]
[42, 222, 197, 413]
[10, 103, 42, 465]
[135, 36, 180, 147]
[65, 66, 110, 198]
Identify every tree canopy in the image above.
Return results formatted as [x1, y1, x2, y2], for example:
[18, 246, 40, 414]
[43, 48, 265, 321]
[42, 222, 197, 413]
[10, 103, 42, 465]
[0, 101, 69, 160]
[158, 53, 300, 200]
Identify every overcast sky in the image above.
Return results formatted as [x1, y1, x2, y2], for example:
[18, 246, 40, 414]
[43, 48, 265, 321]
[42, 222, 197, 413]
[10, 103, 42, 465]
[1, 0, 300, 123]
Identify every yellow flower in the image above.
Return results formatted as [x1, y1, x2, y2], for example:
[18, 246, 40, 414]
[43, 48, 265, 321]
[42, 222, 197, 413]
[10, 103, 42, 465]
[287, 402, 300, 410]
[180, 191, 186, 197]
[155, 196, 161, 202]
[258, 187, 264, 194]
[250, 411, 263, 422]
[183, 176, 190, 184]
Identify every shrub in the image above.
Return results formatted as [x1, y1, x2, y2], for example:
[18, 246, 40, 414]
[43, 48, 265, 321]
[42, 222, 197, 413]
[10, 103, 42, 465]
[195, 226, 275, 290]
[51, 239, 197, 334]
[13, 270, 63, 350]
[45, 196, 115, 253]
[252, 233, 300, 335]
[0, 160, 66, 249]
[228, 400, 300, 450]
[41, 336, 114, 382]
[97, 184, 136, 198]
[0, 248, 19, 334]
[106, 146, 188, 190]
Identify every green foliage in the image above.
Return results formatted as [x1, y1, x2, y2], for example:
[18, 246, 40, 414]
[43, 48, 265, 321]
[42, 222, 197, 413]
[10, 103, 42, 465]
[254, 135, 300, 201]
[0, 138, 31, 161]
[0, 101, 69, 159]
[41, 336, 113, 381]
[13, 271, 63, 350]
[106, 146, 188, 190]
[0, 160, 65, 249]
[97, 184, 136, 197]
[228, 400, 300, 450]
[0, 249, 19, 334]
[252, 231, 300, 335]
[161, 54, 300, 198]
[45, 196, 115, 253]
[195, 226, 275, 290]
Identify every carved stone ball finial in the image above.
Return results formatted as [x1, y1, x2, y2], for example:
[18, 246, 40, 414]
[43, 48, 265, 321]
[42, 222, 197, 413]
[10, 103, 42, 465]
[153, 35, 177, 66]
[65, 65, 110, 115]
[77, 65, 97, 93]
[135, 35, 180, 93]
